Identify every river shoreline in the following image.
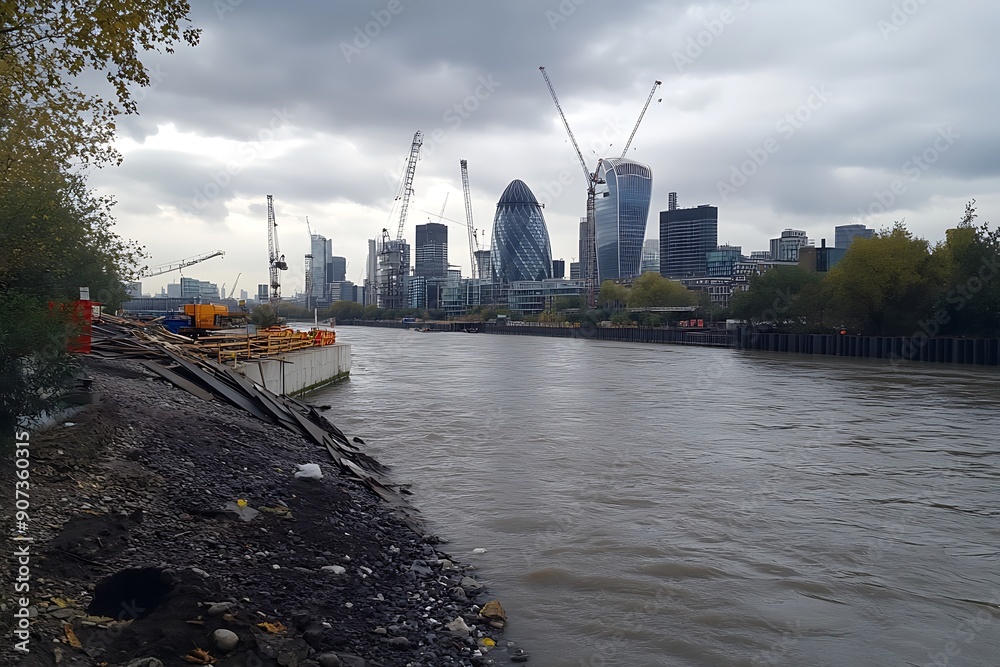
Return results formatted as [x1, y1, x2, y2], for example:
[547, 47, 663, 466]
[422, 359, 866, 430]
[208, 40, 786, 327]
[0, 356, 520, 667]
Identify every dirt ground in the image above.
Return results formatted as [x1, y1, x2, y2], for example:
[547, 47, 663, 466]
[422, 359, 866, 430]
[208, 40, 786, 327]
[0, 357, 518, 667]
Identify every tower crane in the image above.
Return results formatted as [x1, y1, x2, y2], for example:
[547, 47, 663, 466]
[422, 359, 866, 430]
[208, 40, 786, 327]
[620, 80, 662, 157]
[395, 131, 423, 242]
[539, 67, 662, 306]
[267, 194, 288, 305]
[142, 250, 225, 278]
[378, 131, 423, 309]
[539, 65, 599, 306]
[459, 159, 482, 279]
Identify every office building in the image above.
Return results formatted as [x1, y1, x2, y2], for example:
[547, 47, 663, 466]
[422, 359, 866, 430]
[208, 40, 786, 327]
[330, 256, 347, 283]
[641, 239, 659, 274]
[835, 224, 875, 249]
[799, 239, 846, 273]
[659, 203, 718, 278]
[594, 158, 652, 282]
[552, 259, 566, 279]
[706, 245, 744, 278]
[491, 180, 553, 284]
[770, 229, 811, 262]
[414, 223, 449, 278]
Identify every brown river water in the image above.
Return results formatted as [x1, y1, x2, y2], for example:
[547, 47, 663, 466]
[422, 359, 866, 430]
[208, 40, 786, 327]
[310, 326, 1000, 667]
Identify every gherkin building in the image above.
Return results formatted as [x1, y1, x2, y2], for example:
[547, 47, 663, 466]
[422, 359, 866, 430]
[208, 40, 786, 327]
[490, 180, 553, 284]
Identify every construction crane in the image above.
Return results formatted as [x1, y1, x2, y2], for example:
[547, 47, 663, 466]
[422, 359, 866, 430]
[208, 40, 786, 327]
[539, 67, 662, 306]
[304, 216, 314, 308]
[377, 131, 423, 309]
[395, 131, 423, 242]
[267, 194, 288, 305]
[460, 159, 481, 279]
[230, 272, 242, 300]
[620, 79, 662, 157]
[142, 250, 225, 278]
[539, 65, 599, 306]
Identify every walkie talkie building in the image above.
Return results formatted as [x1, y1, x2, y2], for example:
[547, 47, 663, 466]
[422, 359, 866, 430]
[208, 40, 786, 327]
[594, 158, 652, 283]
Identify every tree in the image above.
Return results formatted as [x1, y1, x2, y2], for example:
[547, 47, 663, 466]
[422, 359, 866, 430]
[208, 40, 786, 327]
[1, 1, 201, 177]
[825, 222, 942, 335]
[930, 201, 1000, 336]
[597, 280, 628, 309]
[626, 272, 697, 308]
[730, 265, 821, 327]
[0, 292, 79, 450]
[249, 304, 280, 328]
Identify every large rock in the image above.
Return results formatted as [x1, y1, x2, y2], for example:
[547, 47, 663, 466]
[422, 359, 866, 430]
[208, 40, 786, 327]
[212, 629, 239, 652]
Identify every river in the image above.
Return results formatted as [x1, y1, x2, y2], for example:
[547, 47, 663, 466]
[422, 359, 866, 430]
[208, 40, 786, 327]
[309, 326, 1000, 666]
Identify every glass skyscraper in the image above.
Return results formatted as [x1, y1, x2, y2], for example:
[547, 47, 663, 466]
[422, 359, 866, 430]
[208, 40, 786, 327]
[594, 158, 652, 283]
[491, 180, 552, 284]
[659, 204, 718, 278]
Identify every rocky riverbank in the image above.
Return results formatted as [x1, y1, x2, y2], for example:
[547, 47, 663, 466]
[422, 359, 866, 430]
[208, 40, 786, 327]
[1, 357, 524, 667]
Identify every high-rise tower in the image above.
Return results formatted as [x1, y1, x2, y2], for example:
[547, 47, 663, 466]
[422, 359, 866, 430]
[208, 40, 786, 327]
[594, 158, 652, 282]
[491, 180, 552, 284]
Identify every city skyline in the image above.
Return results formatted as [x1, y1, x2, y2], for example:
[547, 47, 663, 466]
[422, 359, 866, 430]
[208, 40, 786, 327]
[87, 2, 1000, 297]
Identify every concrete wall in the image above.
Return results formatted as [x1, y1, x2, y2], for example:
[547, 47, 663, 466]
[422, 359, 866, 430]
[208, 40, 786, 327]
[235, 342, 351, 396]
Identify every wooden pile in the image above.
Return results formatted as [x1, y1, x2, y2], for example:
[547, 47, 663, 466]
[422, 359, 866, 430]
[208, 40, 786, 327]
[89, 315, 421, 530]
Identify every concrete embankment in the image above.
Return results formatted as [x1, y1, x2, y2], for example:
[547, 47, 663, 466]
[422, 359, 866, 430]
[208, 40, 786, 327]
[234, 343, 351, 396]
[343, 320, 1000, 366]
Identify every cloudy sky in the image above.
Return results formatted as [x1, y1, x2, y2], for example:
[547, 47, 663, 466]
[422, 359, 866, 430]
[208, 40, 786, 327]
[88, 0, 1000, 298]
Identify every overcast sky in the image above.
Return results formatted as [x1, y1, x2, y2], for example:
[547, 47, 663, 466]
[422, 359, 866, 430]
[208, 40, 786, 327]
[88, 0, 1000, 297]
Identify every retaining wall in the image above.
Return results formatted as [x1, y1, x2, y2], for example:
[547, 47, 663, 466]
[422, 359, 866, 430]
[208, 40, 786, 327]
[234, 342, 351, 396]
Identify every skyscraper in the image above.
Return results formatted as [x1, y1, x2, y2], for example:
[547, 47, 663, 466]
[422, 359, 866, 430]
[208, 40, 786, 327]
[309, 234, 332, 302]
[414, 222, 448, 278]
[594, 158, 652, 282]
[835, 224, 874, 249]
[330, 256, 347, 283]
[491, 180, 552, 284]
[660, 203, 718, 278]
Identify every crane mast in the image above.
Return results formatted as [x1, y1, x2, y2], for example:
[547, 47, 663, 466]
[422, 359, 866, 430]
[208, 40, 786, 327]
[539, 66, 598, 306]
[377, 131, 423, 310]
[620, 80, 662, 157]
[143, 250, 225, 278]
[396, 131, 423, 241]
[459, 159, 480, 279]
[267, 194, 287, 305]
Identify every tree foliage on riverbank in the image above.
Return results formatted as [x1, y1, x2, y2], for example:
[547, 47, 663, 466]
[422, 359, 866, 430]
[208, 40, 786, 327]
[1, 1, 200, 445]
[732, 204, 1000, 336]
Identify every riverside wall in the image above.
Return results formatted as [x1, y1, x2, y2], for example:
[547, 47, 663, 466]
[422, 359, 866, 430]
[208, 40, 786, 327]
[234, 342, 351, 395]
[342, 320, 1000, 367]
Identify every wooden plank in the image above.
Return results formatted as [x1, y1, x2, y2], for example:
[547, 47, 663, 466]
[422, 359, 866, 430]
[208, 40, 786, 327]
[138, 361, 215, 401]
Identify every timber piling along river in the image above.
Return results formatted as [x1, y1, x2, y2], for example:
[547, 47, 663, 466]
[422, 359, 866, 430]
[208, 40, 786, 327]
[0, 327, 522, 666]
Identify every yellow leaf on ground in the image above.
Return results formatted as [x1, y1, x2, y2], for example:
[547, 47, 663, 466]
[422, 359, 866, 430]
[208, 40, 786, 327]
[256, 621, 287, 634]
[182, 647, 214, 664]
[63, 624, 82, 648]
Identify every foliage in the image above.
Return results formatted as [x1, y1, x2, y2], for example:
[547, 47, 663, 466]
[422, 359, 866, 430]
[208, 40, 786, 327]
[0, 291, 79, 448]
[552, 295, 583, 311]
[597, 280, 628, 309]
[249, 304, 280, 328]
[730, 265, 822, 327]
[825, 222, 942, 335]
[626, 272, 697, 308]
[929, 201, 1000, 336]
[0, 169, 144, 308]
[0, 0, 201, 176]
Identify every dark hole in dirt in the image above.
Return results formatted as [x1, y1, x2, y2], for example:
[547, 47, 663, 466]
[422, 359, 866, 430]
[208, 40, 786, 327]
[87, 567, 173, 620]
